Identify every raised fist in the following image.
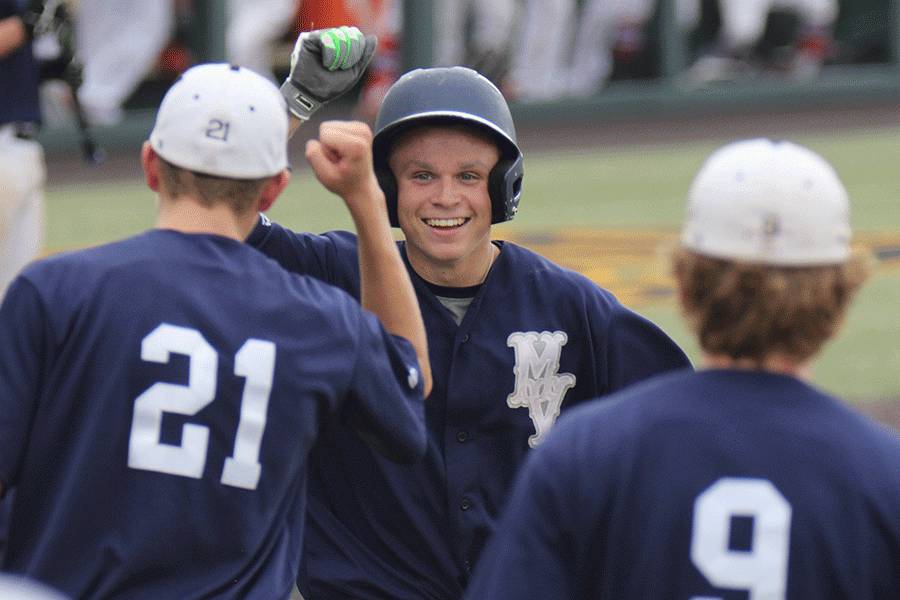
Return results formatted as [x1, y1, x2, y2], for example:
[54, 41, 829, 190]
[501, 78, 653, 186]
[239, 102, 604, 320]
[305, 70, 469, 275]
[280, 26, 378, 122]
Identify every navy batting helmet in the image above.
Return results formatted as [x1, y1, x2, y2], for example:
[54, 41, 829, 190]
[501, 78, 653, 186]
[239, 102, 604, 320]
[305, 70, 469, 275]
[372, 66, 524, 227]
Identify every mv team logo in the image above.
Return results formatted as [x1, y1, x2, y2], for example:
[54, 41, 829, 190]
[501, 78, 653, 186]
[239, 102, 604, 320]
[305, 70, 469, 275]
[507, 331, 576, 447]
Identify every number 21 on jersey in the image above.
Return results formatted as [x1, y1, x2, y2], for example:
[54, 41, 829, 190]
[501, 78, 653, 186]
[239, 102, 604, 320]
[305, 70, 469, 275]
[690, 477, 792, 600]
[127, 323, 275, 490]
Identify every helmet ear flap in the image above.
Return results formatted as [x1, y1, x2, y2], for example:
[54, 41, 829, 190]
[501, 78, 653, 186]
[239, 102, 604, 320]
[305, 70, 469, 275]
[489, 153, 524, 224]
[374, 164, 400, 227]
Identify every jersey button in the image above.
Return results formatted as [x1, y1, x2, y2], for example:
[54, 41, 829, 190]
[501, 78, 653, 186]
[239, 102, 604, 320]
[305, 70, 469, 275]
[456, 430, 468, 442]
[461, 334, 469, 343]
[460, 498, 470, 510]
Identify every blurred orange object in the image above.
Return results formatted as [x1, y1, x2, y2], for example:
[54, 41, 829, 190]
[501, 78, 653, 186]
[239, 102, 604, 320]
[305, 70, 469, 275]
[295, 0, 357, 32]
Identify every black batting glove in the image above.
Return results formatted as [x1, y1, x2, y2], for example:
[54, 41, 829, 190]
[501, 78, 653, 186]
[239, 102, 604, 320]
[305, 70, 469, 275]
[280, 25, 377, 122]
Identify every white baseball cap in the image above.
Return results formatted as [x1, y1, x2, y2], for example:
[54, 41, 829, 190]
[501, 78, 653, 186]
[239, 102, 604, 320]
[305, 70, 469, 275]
[149, 63, 289, 179]
[681, 138, 851, 265]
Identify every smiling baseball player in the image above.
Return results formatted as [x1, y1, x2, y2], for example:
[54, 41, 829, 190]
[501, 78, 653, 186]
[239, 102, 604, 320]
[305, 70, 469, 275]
[250, 57, 693, 598]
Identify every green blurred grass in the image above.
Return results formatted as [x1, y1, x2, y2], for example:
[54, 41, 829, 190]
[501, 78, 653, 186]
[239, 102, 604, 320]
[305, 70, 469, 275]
[45, 125, 900, 401]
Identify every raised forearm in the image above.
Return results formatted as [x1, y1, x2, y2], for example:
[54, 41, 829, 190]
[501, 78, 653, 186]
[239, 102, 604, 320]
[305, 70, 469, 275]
[350, 189, 432, 397]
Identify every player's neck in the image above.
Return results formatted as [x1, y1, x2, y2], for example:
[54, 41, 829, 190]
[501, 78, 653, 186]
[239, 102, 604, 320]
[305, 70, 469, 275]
[702, 352, 811, 379]
[156, 196, 245, 241]
[408, 240, 499, 288]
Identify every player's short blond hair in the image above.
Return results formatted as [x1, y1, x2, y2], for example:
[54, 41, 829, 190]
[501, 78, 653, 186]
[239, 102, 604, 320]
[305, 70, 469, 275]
[671, 245, 870, 363]
[158, 157, 268, 214]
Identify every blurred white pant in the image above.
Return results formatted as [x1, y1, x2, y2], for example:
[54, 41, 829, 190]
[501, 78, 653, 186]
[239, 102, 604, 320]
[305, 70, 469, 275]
[508, 0, 574, 101]
[0, 126, 45, 297]
[566, 0, 658, 97]
[717, 0, 838, 50]
[433, 0, 517, 77]
[511, 0, 700, 101]
[75, 0, 298, 124]
[75, 0, 175, 126]
[225, 0, 298, 82]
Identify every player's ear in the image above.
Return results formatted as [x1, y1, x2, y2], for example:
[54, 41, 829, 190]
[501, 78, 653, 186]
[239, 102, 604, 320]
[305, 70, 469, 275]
[257, 168, 291, 213]
[142, 141, 161, 192]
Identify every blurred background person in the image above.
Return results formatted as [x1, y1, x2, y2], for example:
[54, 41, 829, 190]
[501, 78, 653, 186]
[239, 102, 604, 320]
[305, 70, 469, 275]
[433, 0, 517, 87]
[688, 0, 839, 85]
[564, 0, 699, 98]
[507, 0, 699, 102]
[74, 0, 300, 126]
[504, 0, 575, 102]
[225, 0, 298, 82]
[1, 0, 46, 296]
[74, 0, 176, 126]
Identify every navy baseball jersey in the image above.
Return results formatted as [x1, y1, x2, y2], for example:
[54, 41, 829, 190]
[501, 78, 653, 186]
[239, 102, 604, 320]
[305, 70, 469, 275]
[0, 229, 426, 600]
[464, 368, 900, 600]
[1, 0, 41, 127]
[248, 217, 692, 599]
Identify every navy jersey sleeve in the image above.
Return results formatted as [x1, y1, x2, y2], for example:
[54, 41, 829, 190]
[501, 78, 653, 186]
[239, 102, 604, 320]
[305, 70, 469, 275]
[246, 217, 362, 297]
[601, 301, 692, 392]
[1, 0, 42, 126]
[249, 221, 423, 462]
[342, 309, 427, 465]
[0, 276, 49, 489]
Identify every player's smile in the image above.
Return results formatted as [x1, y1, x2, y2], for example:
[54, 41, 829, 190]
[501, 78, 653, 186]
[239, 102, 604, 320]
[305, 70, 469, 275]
[424, 217, 469, 229]
[418, 214, 474, 243]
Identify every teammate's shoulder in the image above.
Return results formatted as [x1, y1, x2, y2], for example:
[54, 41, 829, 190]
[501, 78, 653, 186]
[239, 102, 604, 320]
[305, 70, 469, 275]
[249, 218, 360, 264]
[22, 232, 151, 276]
[540, 371, 689, 462]
[563, 367, 691, 424]
[836, 397, 900, 455]
[811, 395, 900, 495]
[249, 215, 358, 246]
[270, 258, 360, 305]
